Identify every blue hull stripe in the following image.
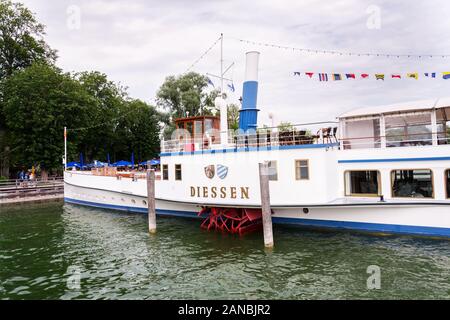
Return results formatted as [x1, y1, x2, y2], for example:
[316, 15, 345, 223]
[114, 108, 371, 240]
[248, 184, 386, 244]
[338, 156, 450, 164]
[64, 197, 200, 219]
[65, 198, 450, 238]
[272, 217, 450, 238]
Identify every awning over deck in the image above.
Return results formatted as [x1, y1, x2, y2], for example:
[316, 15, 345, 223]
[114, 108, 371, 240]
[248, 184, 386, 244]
[339, 97, 450, 119]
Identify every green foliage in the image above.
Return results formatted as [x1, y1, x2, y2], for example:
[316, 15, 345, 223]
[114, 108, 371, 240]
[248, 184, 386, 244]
[0, 0, 57, 80]
[227, 103, 240, 131]
[2, 65, 161, 170]
[2, 63, 91, 170]
[73, 71, 127, 162]
[156, 72, 219, 119]
[113, 100, 160, 162]
[278, 121, 294, 133]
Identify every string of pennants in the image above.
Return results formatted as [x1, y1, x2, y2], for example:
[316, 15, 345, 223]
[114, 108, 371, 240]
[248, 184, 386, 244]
[235, 38, 450, 59]
[294, 72, 450, 81]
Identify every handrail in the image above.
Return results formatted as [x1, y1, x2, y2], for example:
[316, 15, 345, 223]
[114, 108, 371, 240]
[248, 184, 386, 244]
[162, 122, 339, 153]
[0, 177, 64, 190]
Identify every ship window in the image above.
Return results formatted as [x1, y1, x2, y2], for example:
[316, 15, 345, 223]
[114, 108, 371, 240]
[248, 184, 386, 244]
[385, 112, 432, 147]
[446, 170, 450, 198]
[437, 107, 450, 145]
[295, 160, 309, 180]
[175, 164, 182, 181]
[162, 164, 169, 180]
[267, 161, 278, 181]
[391, 169, 433, 198]
[345, 171, 380, 196]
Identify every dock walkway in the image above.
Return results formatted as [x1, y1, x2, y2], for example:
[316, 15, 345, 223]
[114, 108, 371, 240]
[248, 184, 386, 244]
[0, 177, 64, 206]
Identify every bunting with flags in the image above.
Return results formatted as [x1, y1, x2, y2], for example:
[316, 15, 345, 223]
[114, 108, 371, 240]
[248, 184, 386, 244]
[293, 71, 446, 81]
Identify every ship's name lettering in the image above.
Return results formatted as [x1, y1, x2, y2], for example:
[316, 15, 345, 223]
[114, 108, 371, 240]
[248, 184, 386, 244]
[190, 186, 250, 199]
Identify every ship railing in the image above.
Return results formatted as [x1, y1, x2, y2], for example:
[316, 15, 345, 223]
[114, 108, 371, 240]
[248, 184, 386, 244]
[161, 121, 339, 153]
[341, 131, 450, 149]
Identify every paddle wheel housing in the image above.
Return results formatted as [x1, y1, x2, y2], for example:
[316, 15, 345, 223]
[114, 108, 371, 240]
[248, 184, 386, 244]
[198, 207, 264, 235]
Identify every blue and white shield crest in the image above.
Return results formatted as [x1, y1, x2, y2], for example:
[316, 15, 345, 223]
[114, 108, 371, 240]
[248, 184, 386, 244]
[216, 164, 228, 180]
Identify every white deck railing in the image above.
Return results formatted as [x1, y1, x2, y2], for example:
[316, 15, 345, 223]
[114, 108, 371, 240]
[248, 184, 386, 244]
[161, 122, 339, 153]
[342, 131, 450, 149]
[162, 125, 450, 153]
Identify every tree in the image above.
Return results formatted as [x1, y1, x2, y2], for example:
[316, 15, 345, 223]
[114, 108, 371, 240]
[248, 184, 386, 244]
[74, 71, 127, 162]
[0, 0, 57, 177]
[2, 63, 91, 172]
[0, 0, 57, 80]
[156, 72, 219, 119]
[278, 121, 294, 133]
[227, 103, 240, 131]
[113, 100, 160, 163]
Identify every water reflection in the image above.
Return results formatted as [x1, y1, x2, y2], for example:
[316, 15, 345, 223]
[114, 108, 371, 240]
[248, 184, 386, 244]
[0, 202, 449, 299]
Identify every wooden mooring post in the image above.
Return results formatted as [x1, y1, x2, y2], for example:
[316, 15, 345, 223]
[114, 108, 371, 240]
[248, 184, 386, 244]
[259, 162, 274, 248]
[147, 169, 157, 234]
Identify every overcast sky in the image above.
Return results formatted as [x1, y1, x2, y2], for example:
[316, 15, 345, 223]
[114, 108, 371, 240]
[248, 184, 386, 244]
[20, 0, 450, 126]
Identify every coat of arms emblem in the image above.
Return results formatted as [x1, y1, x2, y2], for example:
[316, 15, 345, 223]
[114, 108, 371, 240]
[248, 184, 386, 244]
[217, 164, 229, 180]
[204, 165, 215, 179]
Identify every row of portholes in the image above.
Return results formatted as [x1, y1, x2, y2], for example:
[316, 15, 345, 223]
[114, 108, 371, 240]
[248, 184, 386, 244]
[70, 192, 147, 206]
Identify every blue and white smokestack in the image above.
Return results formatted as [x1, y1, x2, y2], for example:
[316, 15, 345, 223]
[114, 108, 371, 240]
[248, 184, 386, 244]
[239, 51, 260, 132]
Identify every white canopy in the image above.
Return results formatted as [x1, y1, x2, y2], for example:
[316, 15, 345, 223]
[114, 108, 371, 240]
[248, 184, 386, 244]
[339, 97, 450, 119]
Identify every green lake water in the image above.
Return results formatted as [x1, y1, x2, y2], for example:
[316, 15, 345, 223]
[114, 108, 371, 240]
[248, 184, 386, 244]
[0, 201, 449, 300]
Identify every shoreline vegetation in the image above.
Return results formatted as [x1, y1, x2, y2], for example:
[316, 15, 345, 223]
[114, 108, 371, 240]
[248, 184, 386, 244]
[0, 0, 219, 181]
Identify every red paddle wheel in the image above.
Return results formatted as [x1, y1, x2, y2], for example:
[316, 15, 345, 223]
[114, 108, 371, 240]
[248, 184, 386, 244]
[198, 207, 263, 235]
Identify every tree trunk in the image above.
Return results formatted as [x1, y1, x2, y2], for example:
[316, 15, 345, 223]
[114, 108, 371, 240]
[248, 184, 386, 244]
[0, 146, 10, 179]
[41, 169, 48, 181]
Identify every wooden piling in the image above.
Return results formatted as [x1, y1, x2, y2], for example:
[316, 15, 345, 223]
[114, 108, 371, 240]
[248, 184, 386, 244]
[147, 169, 156, 234]
[259, 162, 274, 248]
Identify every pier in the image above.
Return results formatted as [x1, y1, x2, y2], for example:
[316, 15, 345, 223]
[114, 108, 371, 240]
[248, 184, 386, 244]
[0, 177, 64, 206]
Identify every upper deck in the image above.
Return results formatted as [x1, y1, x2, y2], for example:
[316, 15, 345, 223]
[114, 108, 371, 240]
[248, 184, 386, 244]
[161, 98, 450, 156]
[339, 98, 450, 150]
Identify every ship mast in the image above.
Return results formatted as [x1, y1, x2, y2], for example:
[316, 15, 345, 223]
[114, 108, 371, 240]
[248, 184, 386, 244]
[220, 33, 224, 95]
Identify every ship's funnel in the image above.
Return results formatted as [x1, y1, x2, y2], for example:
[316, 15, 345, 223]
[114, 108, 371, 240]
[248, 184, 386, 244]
[239, 51, 260, 132]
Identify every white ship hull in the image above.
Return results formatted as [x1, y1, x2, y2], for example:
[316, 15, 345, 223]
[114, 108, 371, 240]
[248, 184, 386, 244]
[64, 167, 450, 238]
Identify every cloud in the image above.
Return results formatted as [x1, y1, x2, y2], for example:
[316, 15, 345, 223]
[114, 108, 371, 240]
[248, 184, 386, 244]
[19, 0, 450, 125]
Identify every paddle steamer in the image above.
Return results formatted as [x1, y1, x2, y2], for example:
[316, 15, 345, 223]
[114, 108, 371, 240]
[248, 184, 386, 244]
[64, 52, 450, 238]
